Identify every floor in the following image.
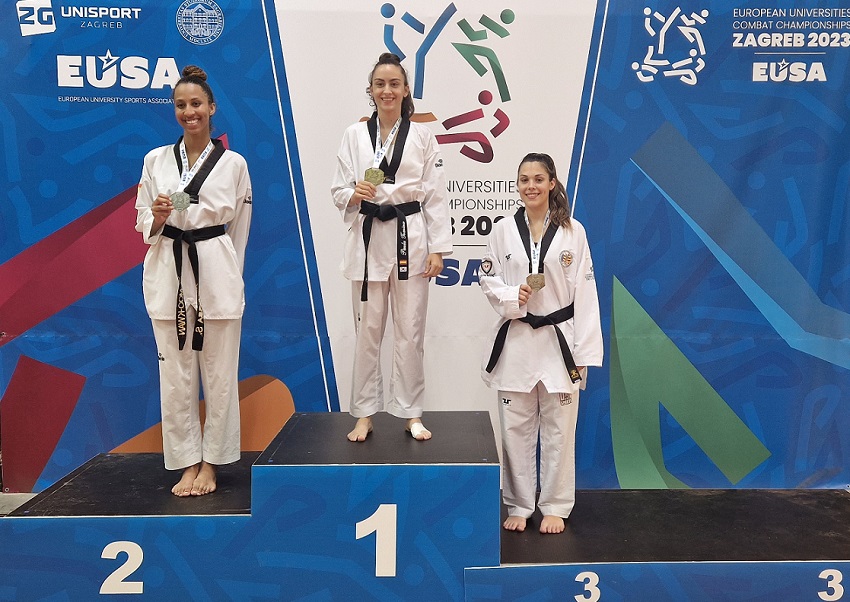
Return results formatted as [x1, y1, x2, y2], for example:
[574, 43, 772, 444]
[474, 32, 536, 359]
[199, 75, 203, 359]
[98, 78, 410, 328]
[0, 493, 35, 516]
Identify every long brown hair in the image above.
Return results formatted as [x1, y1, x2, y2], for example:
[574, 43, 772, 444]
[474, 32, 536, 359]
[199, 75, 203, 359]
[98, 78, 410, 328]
[518, 153, 571, 227]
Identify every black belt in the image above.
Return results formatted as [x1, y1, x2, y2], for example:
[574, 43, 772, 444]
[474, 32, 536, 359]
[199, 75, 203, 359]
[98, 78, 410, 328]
[485, 304, 581, 383]
[162, 224, 226, 350]
[358, 200, 421, 301]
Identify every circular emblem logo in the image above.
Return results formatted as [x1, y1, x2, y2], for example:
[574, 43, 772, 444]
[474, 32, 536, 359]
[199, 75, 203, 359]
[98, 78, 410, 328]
[560, 250, 573, 268]
[176, 0, 224, 46]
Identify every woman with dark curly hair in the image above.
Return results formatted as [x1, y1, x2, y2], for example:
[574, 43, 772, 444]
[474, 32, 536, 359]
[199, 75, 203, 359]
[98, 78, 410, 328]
[135, 65, 252, 496]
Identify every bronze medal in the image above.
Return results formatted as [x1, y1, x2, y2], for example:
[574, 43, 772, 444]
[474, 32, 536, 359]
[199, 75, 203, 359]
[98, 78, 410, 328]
[527, 273, 545, 291]
[364, 167, 385, 186]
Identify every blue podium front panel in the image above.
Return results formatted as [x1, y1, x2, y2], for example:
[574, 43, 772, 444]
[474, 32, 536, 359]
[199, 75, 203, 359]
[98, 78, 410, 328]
[465, 561, 850, 602]
[253, 463, 499, 600]
[251, 411, 502, 600]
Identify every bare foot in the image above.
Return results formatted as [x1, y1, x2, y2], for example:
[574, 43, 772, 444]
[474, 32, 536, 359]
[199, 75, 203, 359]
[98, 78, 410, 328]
[172, 464, 200, 497]
[502, 516, 527, 532]
[191, 462, 217, 496]
[406, 418, 431, 441]
[348, 417, 373, 442]
[540, 515, 565, 534]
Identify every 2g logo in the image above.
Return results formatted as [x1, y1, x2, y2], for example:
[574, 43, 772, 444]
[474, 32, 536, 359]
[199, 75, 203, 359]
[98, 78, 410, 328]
[17, 0, 56, 36]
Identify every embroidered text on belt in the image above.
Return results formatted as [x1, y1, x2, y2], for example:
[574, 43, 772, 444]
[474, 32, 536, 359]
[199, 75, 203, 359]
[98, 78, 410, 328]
[358, 200, 421, 301]
[485, 304, 581, 383]
[162, 224, 226, 350]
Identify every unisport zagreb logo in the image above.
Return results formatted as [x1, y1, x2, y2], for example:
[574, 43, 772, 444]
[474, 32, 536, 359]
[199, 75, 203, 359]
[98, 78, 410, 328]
[632, 6, 710, 86]
[380, 2, 514, 164]
[17, 0, 56, 36]
[176, 0, 224, 45]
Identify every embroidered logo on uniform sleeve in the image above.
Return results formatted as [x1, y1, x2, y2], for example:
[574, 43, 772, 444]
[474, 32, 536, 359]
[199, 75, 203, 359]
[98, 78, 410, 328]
[480, 257, 494, 276]
[586, 265, 595, 281]
[560, 250, 573, 267]
[435, 158, 443, 168]
[244, 193, 253, 205]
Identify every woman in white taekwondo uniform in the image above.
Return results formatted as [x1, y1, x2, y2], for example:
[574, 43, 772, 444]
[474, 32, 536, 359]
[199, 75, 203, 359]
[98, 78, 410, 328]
[331, 53, 452, 443]
[480, 153, 602, 534]
[135, 65, 252, 497]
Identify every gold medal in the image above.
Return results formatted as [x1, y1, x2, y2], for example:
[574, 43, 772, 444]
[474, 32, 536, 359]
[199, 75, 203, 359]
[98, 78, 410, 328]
[527, 273, 545, 291]
[170, 191, 191, 211]
[364, 167, 385, 186]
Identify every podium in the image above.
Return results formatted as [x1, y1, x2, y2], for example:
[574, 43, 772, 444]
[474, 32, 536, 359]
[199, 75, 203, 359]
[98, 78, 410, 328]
[2, 411, 850, 600]
[0, 411, 500, 600]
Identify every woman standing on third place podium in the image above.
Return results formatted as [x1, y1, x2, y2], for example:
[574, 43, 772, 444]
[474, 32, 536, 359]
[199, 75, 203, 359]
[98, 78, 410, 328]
[480, 153, 602, 534]
[331, 53, 452, 443]
[135, 65, 252, 497]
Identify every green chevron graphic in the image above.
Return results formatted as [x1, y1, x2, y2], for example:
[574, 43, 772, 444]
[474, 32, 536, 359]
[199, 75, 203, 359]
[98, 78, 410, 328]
[610, 277, 771, 488]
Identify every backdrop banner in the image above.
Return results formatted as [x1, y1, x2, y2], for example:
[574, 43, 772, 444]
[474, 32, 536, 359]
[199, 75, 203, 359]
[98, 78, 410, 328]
[2, 0, 848, 491]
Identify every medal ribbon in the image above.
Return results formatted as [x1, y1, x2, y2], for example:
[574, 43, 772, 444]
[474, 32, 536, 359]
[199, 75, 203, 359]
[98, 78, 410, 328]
[371, 117, 402, 169]
[515, 207, 557, 275]
[366, 114, 410, 184]
[172, 138, 214, 197]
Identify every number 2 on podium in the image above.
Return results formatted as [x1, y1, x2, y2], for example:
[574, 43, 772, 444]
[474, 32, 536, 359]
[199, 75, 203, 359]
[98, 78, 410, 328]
[356, 504, 398, 577]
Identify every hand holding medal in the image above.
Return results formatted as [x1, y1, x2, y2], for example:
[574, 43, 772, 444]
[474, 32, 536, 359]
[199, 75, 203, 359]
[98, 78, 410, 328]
[152, 193, 173, 216]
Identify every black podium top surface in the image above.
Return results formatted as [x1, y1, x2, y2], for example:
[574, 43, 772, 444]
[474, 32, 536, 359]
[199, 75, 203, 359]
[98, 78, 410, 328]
[10, 453, 258, 517]
[256, 411, 499, 467]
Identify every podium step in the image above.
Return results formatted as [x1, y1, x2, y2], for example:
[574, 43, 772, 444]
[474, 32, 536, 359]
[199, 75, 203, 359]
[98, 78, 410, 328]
[11, 452, 258, 517]
[258, 410, 499, 466]
[500, 488, 850, 564]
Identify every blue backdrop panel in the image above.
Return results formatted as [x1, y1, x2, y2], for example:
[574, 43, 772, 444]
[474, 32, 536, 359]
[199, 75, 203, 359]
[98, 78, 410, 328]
[571, 0, 850, 488]
[2, 0, 336, 491]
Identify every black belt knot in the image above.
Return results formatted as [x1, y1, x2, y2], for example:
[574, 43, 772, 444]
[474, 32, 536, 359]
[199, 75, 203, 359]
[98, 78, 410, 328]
[485, 303, 581, 383]
[162, 224, 226, 350]
[358, 200, 421, 301]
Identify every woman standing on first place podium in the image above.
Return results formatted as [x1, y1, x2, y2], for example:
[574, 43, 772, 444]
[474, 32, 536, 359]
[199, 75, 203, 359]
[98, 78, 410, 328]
[479, 153, 603, 534]
[135, 65, 252, 497]
[331, 53, 452, 443]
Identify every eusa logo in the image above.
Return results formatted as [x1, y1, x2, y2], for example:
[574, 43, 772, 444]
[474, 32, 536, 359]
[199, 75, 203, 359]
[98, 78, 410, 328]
[57, 51, 180, 90]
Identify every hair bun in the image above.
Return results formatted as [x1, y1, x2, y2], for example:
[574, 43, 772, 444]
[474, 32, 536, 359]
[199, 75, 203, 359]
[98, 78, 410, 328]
[181, 65, 207, 81]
